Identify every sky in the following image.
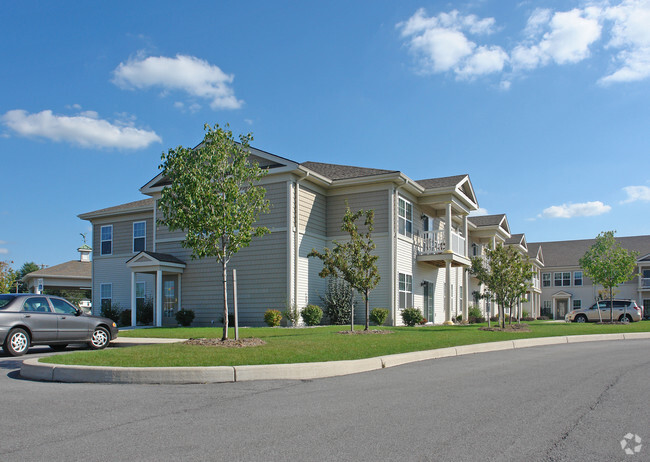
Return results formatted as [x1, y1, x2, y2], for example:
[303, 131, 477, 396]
[1, 0, 649, 269]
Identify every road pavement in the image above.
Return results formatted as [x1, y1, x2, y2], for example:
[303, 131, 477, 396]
[1, 340, 649, 461]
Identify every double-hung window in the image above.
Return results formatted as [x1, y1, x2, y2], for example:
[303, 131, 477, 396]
[399, 273, 413, 309]
[573, 299, 582, 310]
[100, 225, 112, 255]
[100, 283, 112, 310]
[573, 271, 583, 286]
[542, 273, 551, 287]
[398, 197, 413, 238]
[135, 281, 146, 310]
[133, 221, 146, 252]
[554, 272, 571, 287]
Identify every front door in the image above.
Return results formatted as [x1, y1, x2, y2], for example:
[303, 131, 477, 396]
[162, 276, 177, 326]
[423, 282, 434, 323]
[556, 299, 568, 320]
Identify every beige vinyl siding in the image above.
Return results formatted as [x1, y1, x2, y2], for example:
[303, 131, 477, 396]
[93, 213, 154, 257]
[297, 233, 327, 309]
[156, 230, 288, 326]
[257, 181, 287, 229]
[92, 257, 154, 315]
[327, 190, 389, 237]
[299, 186, 326, 236]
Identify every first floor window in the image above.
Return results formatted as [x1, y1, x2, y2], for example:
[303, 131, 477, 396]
[135, 282, 146, 309]
[100, 283, 112, 310]
[542, 273, 551, 287]
[399, 273, 413, 309]
[398, 197, 413, 238]
[542, 301, 552, 317]
[573, 299, 582, 310]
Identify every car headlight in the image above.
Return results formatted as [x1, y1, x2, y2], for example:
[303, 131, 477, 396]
[112, 322, 117, 328]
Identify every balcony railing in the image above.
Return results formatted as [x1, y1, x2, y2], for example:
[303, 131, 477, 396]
[415, 230, 466, 257]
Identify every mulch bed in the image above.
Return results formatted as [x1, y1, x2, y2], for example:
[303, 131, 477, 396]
[479, 323, 531, 332]
[184, 338, 266, 348]
[336, 329, 394, 335]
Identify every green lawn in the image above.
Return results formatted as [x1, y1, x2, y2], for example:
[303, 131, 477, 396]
[40, 321, 650, 368]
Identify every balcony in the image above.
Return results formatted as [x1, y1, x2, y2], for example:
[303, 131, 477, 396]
[415, 230, 469, 267]
[642, 278, 650, 288]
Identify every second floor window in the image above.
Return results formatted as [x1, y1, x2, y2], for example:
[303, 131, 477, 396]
[398, 197, 413, 238]
[100, 225, 112, 255]
[133, 221, 146, 252]
[542, 273, 551, 287]
[554, 272, 571, 287]
[573, 271, 583, 286]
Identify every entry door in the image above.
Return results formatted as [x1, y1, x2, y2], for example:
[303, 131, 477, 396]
[424, 282, 434, 323]
[644, 300, 650, 319]
[162, 276, 177, 326]
[556, 299, 568, 320]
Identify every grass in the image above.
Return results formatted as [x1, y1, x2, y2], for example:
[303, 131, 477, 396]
[40, 320, 650, 368]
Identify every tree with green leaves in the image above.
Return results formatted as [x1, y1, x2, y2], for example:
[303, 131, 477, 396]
[469, 243, 533, 329]
[0, 261, 18, 294]
[308, 205, 380, 331]
[15, 261, 40, 293]
[579, 231, 639, 323]
[158, 123, 270, 340]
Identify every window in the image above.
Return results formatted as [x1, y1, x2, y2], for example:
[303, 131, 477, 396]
[472, 243, 479, 256]
[135, 281, 146, 310]
[554, 272, 571, 287]
[22, 297, 51, 312]
[50, 298, 78, 314]
[573, 299, 581, 310]
[573, 271, 583, 286]
[398, 197, 413, 238]
[133, 221, 146, 252]
[100, 225, 113, 255]
[542, 273, 551, 287]
[541, 300, 552, 317]
[100, 283, 112, 310]
[399, 273, 413, 309]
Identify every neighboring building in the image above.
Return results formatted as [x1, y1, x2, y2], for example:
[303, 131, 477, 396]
[529, 236, 650, 320]
[22, 245, 92, 296]
[79, 148, 480, 327]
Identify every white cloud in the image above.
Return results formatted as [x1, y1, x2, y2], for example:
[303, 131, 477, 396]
[541, 201, 611, 218]
[397, 9, 506, 78]
[1, 109, 161, 150]
[112, 54, 243, 110]
[0, 240, 8, 254]
[469, 207, 489, 216]
[621, 185, 650, 203]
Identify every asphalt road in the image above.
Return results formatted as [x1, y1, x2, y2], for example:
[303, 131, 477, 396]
[1, 340, 649, 462]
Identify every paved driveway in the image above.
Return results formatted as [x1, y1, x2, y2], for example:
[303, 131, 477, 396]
[1, 340, 649, 461]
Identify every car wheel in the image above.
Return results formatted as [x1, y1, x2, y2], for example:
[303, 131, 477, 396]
[88, 327, 110, 350]
[575, 315, 587, 323]
[619, 314, 632, 323]
[4, 328, 30, 356]
[49, 344, 68, 352]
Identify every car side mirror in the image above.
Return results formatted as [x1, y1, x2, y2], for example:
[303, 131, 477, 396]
[75, 309, 83, 316]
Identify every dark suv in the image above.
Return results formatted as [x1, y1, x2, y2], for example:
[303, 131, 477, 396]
[566, 299, 642, 323]
[0, 294, 118, 356]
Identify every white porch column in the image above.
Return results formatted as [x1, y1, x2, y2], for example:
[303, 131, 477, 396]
[462, 214, 468, 257]
[177, 273, 182, 312]
[130, 271, 137, 327]
[156, 270, 163, 327]
[463, 269, 469, 321]
[444, 260, 453, 325]
[445, 203, 452, 252]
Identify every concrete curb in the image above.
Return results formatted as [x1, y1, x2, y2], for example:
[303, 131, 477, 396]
[20, 332, 650, 384]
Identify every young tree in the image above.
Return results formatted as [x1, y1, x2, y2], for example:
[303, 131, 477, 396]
[469, 243, 533, 329]
[15, 261, 40, 293]
[158, 124, 270, 340]
[579, 231, 639, 322]
[0, 261, 18, 294]
[308, 205, 380, 331]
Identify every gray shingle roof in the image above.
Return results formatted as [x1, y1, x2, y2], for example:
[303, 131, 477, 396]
[23, 261, 91, 280]
[416, 174, 468, 189]
[529, 235, 650, 268]
[505, 233, 525, 245]
[300, 161, 397, 180]
[141, 251, 185, 265]
[80, 198, 154, 217]
[468, 214, 506, 227]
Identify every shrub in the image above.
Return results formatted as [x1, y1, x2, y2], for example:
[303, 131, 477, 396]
[100, 301, 122, 323]
[137, 297, 154, 325]
[119, 309, 132, 327]
[522, 310, 530, 319]
[283, 301, 301, 327]
[468, 315, 486, 324]
[264, 309, 283, 327]
[369, 308, 389, 326]
[301, 305, 323, 326]
[490, 315, 499, 322]
[175, 309, 195, 326]
[321, 277, 354, 325]
[419, 317, 428, 325]
[522, 317, 536, 322]
[537, 316, 550, 320]
[455, 314, 463, 322]
[401, 308, 423, 327]
[468, 306, 482, 319]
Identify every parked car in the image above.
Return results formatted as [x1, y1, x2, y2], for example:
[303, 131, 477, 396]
[0, 294, 118, 356]
[566, 299, 642, 323]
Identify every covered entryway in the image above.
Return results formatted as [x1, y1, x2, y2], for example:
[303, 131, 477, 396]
[126, 251, 186, 327]
[551, 291, 572, 321]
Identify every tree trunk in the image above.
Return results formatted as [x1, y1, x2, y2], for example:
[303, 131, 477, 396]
[350, 296, 354, 332]
[609, 287, 614, 323]
[364, 289, 369, 331]
[222, 260, 228, 341]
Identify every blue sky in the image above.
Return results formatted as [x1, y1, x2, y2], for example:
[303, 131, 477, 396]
[1, 0, 649, 269]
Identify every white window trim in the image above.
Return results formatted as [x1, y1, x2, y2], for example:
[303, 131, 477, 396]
[133, 221, 146, 253]
[542, 273, 551, 287]
[135, 281, 146, 301]
[100, 283, 112, 308]
[100, 225, 113, 256]
[398, 273, 413, 309]
[573, 271, 583, 286]
[398, 197, 413, 239]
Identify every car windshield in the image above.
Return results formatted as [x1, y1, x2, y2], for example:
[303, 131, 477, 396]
[0, 294, 16, 308]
